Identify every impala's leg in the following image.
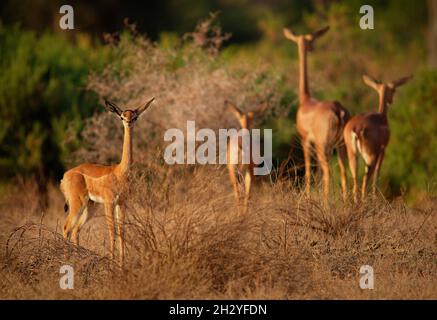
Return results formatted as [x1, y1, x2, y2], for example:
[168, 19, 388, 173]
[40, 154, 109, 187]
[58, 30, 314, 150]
[63, 197, 84, 242]
[316, 144, 330, 204]
[62, 173, 87, 241]
[372, 149, 385, 196]
[115, 204, 125, 266]
[104, 201, 116, 260]
[71, 204, 89, 246]
[337, 145, 348, 201]
[302, 137, 312, 196]
[361, 162, 376, 200]
[227, 163, 240, 207]
[346, 145, 358, 203]
[243, 169, 252, 214]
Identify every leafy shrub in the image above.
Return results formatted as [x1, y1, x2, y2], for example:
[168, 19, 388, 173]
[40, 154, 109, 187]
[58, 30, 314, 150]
[0, 3, 434, 203]
[0, 24, 109, 183]
[382, 70, 437, 200]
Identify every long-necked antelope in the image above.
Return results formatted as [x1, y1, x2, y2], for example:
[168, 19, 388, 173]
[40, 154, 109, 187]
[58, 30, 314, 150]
[283, 26, 350, 202]
[344, 74, 412, 202]
[225, 100, 267, 214]
[60, 97, 155, 265]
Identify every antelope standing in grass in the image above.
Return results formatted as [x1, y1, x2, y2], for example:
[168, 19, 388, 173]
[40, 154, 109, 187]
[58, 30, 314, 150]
[60, 97, 155, 266]
[226, 101, 267, 214]
[344, 74, 412, 202]
[283, 26, 350, 202]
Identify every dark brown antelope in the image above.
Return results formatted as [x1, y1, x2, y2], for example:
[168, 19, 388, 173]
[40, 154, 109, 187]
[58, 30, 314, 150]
[343, 74, 412, 202]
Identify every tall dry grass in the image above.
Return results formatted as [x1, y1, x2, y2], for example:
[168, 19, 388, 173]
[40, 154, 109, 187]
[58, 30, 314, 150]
[0, 164, 436, 299]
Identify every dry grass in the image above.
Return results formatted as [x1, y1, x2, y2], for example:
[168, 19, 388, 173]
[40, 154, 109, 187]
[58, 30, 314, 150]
[0, 164, 436, 299]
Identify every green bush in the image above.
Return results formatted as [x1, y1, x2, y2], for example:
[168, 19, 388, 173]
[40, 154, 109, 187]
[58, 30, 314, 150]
[382, 70, 437, 200]
[0, 24, 109, 181]
[0, 1, 435, 203]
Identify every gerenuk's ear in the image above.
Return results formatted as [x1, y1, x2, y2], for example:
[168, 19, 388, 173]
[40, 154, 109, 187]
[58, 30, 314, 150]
[136, 97, 155, 116]
[362, 74, 381, 91]
[311, 26, 330, 41]
[392, 75, 413, 88]
[283, 28, 298, 42]
[225, 100, 243, 119]
[104, 100, 123, 116]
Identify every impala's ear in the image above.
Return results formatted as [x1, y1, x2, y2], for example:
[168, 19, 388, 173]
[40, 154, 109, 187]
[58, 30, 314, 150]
[362, 74, 381, 91]
[283, 28, 298, 42]
[136, 97, 155, 116]
[392, 75, 413, 88]
[225, 100, 243, 119]
[104, 100, 123, 116]
[311, 26, 330, 40]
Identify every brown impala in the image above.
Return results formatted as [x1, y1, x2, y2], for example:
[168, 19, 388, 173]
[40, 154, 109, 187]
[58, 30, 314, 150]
[344, 74, 412, 202]
[283, 26, 350, 202]
[225, 100, 268, 214]
[60, 97, 155, 266]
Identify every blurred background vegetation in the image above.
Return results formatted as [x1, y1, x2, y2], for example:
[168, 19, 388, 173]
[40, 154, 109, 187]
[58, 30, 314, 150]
[0, 0, 436, 205]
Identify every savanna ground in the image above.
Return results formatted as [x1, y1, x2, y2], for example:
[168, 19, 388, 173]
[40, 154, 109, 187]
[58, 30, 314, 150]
[1, 3, 437, 299]
[0, 165, 436, 299]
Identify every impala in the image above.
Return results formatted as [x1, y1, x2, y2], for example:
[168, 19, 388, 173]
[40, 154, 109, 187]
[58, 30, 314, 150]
[225, 100, 267, 214]
[283, 26, 350, 202]
[344, 74, 412, 202]
[60, 97, 155, 265]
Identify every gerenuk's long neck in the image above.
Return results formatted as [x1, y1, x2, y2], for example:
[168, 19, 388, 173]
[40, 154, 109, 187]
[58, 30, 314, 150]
[118, 124, 132, 176]
[378, 87, 388, 116]
[298, 42, 310, 103]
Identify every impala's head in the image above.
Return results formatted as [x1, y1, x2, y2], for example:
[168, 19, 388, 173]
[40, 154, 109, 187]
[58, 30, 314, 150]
[104, 98, 155, 128]
[225, 100, 269, 129]
[226, 101, 253, 129]
[363, 75, 413, 107]
[283, 26, 330, 52]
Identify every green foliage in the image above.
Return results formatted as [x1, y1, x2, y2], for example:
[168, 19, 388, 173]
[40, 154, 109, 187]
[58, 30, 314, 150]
[382, 70, 437, 200]
[0, 25, 109, 179]
[0, 0, 434, 202]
